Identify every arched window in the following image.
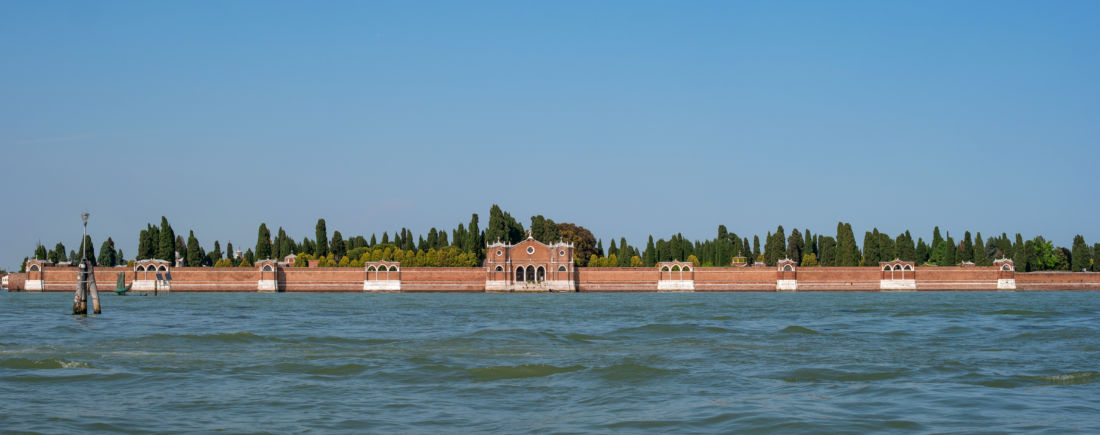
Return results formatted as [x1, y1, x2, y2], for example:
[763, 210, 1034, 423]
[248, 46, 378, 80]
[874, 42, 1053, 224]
[893, 265, 902, 271]
[495, 265, 504, 272]
[903, 265, 913, 271]
[557, 265, 566, 272]
[1001, 264, 1012, 271]
[782, 265, 794, 272]
[262, 265, 273, 272]
[389, 265, 398, 272]
[672, 265, 681, 272]
[158, 266, 168, 272]
[516, 266, 525, 282]
[536, 266, 545, 283]
[366, 266, 376, 272]
[882, 265, 891, 272]
[29, 264, 40, 272]
[525, 265, 535, 282]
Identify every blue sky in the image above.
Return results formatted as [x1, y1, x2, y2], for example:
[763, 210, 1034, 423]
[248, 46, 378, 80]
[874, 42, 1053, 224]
[2, 1, 1098, 269]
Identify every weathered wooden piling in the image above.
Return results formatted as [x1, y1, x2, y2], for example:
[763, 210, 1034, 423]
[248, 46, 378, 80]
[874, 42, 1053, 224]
[71, 212, 100, 315]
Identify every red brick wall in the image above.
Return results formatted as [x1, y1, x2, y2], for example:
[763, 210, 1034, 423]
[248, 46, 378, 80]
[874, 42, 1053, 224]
[695, 268, 776, 291]
[281, 268, 363, 292]
[402, 268, 484, 292]
[576, 268, 656, 292]
[916, 267, 999, 291]
[1016, 272, 1100, 290]
[797, 267, 880, 291]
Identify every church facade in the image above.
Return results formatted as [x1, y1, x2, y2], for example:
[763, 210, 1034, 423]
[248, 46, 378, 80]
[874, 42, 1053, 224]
[485, 236, 575, 292]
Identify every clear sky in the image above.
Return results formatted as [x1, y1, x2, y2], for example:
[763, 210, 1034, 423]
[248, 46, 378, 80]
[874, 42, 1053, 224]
[2, 1, 1098, 269]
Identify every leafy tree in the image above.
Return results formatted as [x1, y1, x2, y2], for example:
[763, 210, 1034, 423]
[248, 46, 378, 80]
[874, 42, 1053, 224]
[315, 219, 329, 258]
[764, 226, 786, 266]
[686, 254, 701, 266]
[530, 215, 561, 244]
[1053, 247, 1071, 271]
[34, 244, 48, 261]
[896, 231, 915, 262]
[801, 253, 819, 266]
[630, 256, 644, 267]
[835, 222, 860, 267]
[243, 248, 255, 266]
[486, 205, 524, 245]
[47, 245, 60, 264]
[557, 222, 596, 266]
[254, 223, 273, 260]
[1093, 243, 1100, 272]
[1071, 235, 1090, 272]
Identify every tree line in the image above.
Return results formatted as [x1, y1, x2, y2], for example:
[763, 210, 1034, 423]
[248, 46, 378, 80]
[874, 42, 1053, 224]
[21, 206, 1100, 273]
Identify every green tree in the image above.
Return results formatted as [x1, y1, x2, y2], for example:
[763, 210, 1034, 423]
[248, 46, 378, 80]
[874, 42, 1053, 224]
[244, 249, 255, 266]
[1013, 234, 1027, 270]
[835, 222, 860, 267]
[34, 244, 48, 261]
[157, 217, 175, 263]
[331, 230, 346, 260]
[915, 238, 930, 264]
[486, 205, 524, 244]
[81, 235, 95, 263]
[960, 231, 974, 263]
[786, 228, 803, 265]
[255, 223, 273, 260]
[752, 235, 761, 258]
[644, 235, 656, 266]
[97, 237, 117, 266]
[973, 232, 989, 266]
[1092, 243, 1100, 272]
[186, 231, 204, 267]
[558, 222, 597, 266]
[315, 219, 329, 258]
[944, 236, 956, 266]
[530, 215, 561, 244]
[1071, 235, 1090, 272]
[467, 214, 482, 261]
[818, 236, 837, 266]
[764, 226, 786, 266]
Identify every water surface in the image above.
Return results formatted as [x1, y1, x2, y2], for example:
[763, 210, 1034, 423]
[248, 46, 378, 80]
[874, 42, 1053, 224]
[2, 292, 1098, 433]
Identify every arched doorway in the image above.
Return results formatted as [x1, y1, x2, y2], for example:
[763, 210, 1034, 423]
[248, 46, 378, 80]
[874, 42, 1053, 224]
[536, 266, 545, 283]
[525, 265, 535, 283]
[516, 266, 525, 282]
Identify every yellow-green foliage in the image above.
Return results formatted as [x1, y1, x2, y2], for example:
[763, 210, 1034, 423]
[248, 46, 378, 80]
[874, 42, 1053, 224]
[294, 253, 314, 267]
[356, 246, 477, 267]
[238, 258, 252, 267]
[686, 254, 700, 266]
[214, 258, 233, 268]
[801, 253, 819, 267]
[629, 256, 645, 267]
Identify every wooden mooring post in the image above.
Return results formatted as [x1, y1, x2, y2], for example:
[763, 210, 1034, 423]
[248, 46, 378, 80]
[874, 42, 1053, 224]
[72, 212, 101, 315]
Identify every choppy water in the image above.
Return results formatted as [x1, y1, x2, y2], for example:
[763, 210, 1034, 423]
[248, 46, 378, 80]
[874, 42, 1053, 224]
[2, 292, 1099, 433]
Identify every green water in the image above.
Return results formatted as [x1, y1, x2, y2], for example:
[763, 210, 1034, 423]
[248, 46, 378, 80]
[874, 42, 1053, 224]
[2, 292, 1098, 433]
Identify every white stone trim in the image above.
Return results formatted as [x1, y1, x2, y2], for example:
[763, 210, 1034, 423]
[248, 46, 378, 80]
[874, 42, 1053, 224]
[485, 280, 511, 292]
[777, 279, 798, 291]
[657, 280, 695, 292]
[363, 280, 401, 292]
[880, 279, 916, 291]
[258, 280, 278, 292]
[997, 279, 1016, 290]
[25, 280, 43, 292]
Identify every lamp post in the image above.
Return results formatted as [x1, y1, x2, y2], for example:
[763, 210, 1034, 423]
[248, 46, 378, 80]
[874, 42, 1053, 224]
[81, 212, 89, 261]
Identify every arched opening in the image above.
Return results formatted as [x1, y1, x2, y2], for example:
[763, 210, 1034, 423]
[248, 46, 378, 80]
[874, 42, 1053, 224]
[29, 264, 39, 272]
[782, 265, 794, 272]
[557, 265, 566, 272]
[1001, 264, 1012, 271]
[525, 265, 535, 283]
[495, 266, 504, 272]
[536, 266, 545, 283]
[516, 266, 525, 282]
[262, 265, 273, 272]
[158, 266, 167, 272]
[903, 265, 913, 271]
[882, 265, 891, 272]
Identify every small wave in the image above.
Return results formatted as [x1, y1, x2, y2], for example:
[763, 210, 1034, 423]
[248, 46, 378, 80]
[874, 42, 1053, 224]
[593, 363, 678, 382]
[561, 333, 608, 343]
[780, 326, 819, 335]
[468, 364, 584, 381]
[142, 331, 280, 344]
[612, 323, 735, 336]
[779, 367, 905, 382]
[987, 309, 1061, 316]
[1031, 371, 1100, 386]
[0, 358, 91, 369]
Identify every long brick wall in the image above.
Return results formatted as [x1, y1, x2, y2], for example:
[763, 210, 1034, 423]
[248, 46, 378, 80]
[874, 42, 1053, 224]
[7, 265, 1100, 292]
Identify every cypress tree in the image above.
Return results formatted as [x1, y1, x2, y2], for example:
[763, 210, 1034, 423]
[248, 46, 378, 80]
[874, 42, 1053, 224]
[819, 236, 837, 266]
[381, 232, 389, 245]
[82, 235, 95, 263]
[1013, 234, 1026, 270]
[1071, 235, 1089, 272]
[961, 231, 974, 263]
[804, 229, 813, 256]
[753, 235, 760, 257]
[786, 229, 803, 265]
[255, 223, 273, 260]
[1092, 243, 1100, 272]
[315, 219, 329, 258]
[644, 236, 656, 266]
[944, 236, 957, 266]
[973, 233, 988, 266]
[157, 217, 175, 263]
[332, 231, 346, 260]
[467, 214, 481, 261]
[54, 243, 67, 264]
[608, 239, 618, 257]
[186, 231, 204, 267]
[861, 231, 876, 266]
[97, 238, 117, 266]
[931, 227, 944, 258]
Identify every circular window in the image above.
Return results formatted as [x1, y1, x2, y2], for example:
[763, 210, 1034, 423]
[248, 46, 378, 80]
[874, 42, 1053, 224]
[559, 250, 565, 256]
[526, 247, 535, 254]
[496, 250, 503, 256]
